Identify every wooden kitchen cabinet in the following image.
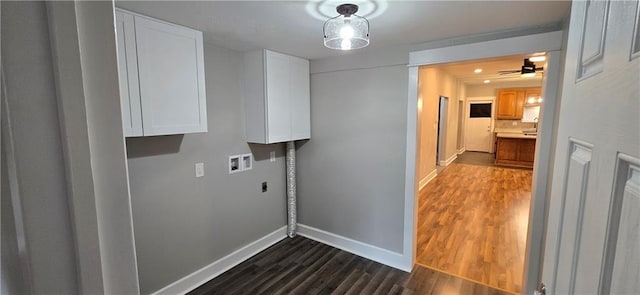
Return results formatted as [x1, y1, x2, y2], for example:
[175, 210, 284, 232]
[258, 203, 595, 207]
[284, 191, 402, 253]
[496, 88, 540, 119]
[244, 49, 311, 144]
[115, 9, 207, 137]
[497, 89, 523, 119]
[525, 88, 541, 103]
[495, 137, 536, 168]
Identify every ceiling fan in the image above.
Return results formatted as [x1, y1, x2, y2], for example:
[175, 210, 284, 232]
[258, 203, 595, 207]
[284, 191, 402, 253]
[498, 58, 544, 77]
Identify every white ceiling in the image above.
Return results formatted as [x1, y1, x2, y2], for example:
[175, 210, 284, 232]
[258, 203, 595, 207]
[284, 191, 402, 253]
[116, 1, 571, 60]
[438, 54, 545, 85]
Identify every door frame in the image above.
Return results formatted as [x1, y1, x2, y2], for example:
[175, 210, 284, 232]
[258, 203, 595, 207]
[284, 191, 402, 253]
[465, 97, 496, 153]
[436, 96, 448, 165]
[401, 31, 564, 294]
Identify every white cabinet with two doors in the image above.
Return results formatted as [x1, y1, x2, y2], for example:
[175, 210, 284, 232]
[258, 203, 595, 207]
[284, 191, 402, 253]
[115, 9, 207, 137]
[244, 49, 311, 144]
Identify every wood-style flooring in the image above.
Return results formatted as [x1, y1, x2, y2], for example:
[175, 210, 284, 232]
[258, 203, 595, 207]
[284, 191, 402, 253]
[416, 162, 532, 294]
[189, 236, 511, 295]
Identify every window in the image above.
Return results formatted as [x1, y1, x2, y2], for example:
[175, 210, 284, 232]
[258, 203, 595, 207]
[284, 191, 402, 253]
[469, 103, 492, 118]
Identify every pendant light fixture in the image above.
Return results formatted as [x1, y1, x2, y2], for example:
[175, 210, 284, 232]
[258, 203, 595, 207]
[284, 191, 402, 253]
[323, 4, 370, 50]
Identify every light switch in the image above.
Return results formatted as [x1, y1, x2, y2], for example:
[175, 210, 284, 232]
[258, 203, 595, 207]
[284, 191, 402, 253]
[195, 163, 204, 177]
[270, 151, 276, 162]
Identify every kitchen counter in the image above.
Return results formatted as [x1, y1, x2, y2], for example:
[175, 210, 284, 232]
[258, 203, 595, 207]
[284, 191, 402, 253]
[496, 132, 537, 139]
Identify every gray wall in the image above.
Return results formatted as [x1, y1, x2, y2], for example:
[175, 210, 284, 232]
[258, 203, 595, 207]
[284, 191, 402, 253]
[125, 42, 287, 294]
[1, 1, 79, 293]
[297, 65, 408, 253]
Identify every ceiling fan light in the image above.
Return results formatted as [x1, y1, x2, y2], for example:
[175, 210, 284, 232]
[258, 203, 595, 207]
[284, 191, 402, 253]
[324, 4, 369, 50]
[529, 56, 546, 62]
[521, 72, 536, 78]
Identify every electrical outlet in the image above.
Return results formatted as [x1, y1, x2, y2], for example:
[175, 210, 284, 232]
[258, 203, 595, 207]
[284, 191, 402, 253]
[195, 163, 204, 177]
[512, 121, 518, 126]
[262, 181, 267, 192]
[270, 151, 276, 162]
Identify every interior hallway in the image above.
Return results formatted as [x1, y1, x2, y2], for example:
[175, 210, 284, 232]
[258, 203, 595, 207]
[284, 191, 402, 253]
[416, 159, 532, 294]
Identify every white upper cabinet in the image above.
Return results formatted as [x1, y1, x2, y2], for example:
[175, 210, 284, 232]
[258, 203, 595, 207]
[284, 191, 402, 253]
[244, 49, 310, 144]
[115, 9, 207, 137]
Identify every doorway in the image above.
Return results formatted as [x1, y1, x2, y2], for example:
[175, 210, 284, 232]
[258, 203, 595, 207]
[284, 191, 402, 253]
[404, 32, 564, 295]
[457, 100, 465, 154]
[436, 96, 448, 166]
[414, 52, 556, 293]
[414, 55, 541, 293]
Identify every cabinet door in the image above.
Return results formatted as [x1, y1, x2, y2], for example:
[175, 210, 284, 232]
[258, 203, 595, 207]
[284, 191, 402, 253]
[496, 138, 518, 161]
[115, 11, 143, 137]
[265, 50, 292, 143]
[289, 56, 310, 141]
[517, 139, 536, 163]
[514, 90, 525, 119]
[134, 16, 207, 136]
[497, 90, 518, 119]
[524, 88, 542, 104]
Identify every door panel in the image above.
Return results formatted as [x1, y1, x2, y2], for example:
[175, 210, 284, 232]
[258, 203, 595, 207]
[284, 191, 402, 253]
[553, 140, 592, 295]
[541, 1, 640, 294]
[265, 50, 291, 143]
[601, 155, 640, 294]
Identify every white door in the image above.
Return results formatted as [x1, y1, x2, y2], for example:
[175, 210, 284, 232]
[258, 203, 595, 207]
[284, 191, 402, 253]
[540, 1, 640, 294]
[465, 100, 493, 153]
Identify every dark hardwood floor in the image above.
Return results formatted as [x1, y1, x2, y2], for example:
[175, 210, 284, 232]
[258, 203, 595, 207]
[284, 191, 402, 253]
[189, 236, 512, 295]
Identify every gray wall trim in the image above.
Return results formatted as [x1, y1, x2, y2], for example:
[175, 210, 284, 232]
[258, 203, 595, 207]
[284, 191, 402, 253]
[46, 2, 105, 293]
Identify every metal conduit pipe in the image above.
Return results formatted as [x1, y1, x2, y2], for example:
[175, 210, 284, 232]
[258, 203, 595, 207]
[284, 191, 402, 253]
[286, 141, 297, 237]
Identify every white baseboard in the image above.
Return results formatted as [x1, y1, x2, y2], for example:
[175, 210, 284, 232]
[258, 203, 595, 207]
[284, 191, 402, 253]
[297, 224, 411, 272]
[152, 226, 287, 295]
[418, 169, 438, 191]
[457, 147, 466, 155]
[438, 154, 457, 166]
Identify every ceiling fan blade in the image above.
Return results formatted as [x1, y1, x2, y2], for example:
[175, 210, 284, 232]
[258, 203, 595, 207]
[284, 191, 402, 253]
[498, 70, 520, 75]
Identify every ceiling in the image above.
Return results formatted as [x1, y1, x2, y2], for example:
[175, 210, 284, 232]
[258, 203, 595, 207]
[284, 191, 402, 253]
[438, 54, 545, 85]
[116, 1, 571, 60]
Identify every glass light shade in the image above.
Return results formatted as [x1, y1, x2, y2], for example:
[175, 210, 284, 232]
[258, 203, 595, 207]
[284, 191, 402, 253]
[324, 15, 369, 50]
